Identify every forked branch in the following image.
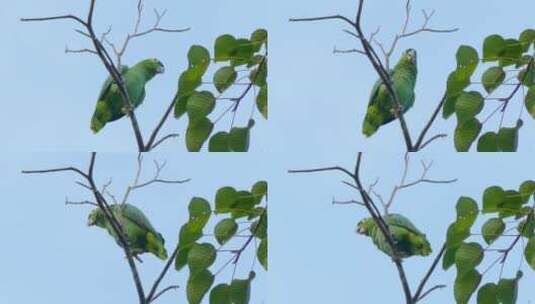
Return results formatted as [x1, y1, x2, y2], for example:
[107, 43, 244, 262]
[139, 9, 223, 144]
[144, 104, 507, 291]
[290, 0, 457, 151]
[21, 0, 189, 152]
[22, 153, 190, 304]
[289, 152, 451, 303]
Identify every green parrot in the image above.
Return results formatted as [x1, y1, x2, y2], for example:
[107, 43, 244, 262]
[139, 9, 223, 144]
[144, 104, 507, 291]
[88, 204, 168, 260]
[90, 58, 165, 133]
[356, 213, 431, 258]
[362, 49, 418, 137]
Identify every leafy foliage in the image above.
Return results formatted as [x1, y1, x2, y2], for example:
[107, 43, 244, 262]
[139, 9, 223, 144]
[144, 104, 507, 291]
[176, 181, 268, 304]
[442, 29, 535, 151]
[444, 181, 535, 303]
[175, 29, 268, 152]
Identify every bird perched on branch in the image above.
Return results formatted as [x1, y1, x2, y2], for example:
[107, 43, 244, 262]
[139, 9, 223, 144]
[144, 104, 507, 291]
[362, 49, 418, 137]
[90, 58, 165, 133]
[88, 204, 168, 260]
[356, 213, 431, 258]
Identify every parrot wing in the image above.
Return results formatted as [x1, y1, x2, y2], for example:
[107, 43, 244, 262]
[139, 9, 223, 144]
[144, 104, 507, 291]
[90, 66, 129, 133]
[118, 204, 160, 236]
[362, 70, 395, 137]
[97, 65, 130, 101]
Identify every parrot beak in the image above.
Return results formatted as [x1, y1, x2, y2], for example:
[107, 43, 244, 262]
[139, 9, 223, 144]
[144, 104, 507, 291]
[157, 65, 165, 74]
[356, 222, 366, 234]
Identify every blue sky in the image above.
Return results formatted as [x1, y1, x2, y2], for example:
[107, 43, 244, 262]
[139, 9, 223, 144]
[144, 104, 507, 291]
[1, 0, 535, 304]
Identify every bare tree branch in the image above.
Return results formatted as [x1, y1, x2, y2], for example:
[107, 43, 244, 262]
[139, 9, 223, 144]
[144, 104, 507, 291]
[290, 0, 458, 151]
[21, 0, 190, 152]
[23, 153, 146, 303]
[23, 153, 193, 304]
[289, 152, 455, 304]
[412, 243, 447, 302]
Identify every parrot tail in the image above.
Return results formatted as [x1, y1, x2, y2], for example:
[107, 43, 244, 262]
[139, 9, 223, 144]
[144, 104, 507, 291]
[362, 106, 383, 137]
[90, 101, 112, 133]
[90, 117, 105, 134]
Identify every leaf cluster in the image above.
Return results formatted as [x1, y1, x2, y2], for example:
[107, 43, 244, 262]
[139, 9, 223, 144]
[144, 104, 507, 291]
[175, 181, 268, 304]
[174, 29, 268, 152]
[443, 181, 535, 303]
[442, 29, 535, 151]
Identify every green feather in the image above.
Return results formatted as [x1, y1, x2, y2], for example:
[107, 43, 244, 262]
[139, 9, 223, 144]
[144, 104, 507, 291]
[90, 58, 165, 133]
[362, 49, 418, 137]
[88, 204, 168, 260]
[357, 213, 431, 258]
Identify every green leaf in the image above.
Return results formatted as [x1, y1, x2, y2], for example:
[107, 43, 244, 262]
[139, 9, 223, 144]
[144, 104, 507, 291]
[482, 67, 506, 93]
[189, 45, 211, 68]
[176, 216, 208, 272]
[497, 121, 522, 152]
[443, 246, 459, 270]
[175, 247, 191, 272]
[447, 197, 478, 248]
[215, 34, 238, 62]
[524, 85, 535, 119]
[208, 132, 231, 152]
[499, 39, 523, 67]
[483, 186, 505, 213]
[443, 94, 461, 119]
[215, 186, 238, 213]
[483, 34, 506, 62]
[447, 222, 470, 248]
[447, 69, 471, 95]
[251, 181, 268, 205]
[457, 45, 479, 76]
[179, 223, 203, 248]
[189, 197, 211, 218]
[454, 269, 481, 304]
[176, 45, 211, 111]
[186, 117, 214, 152]
[228, 120, 254, 152]
[477, 283, 498, 304]
[249, 59, 267, 86]
[214, 218, 238, 245]
[455, 242, 483, 275]
[210, 284, 231, 304]
[518, 66, 535, 86]
[232, 190, 256, 218]
[519, 180, 535, 203]
[525, 237, 535, 270]
[188, 243, 217, 274]
[256, 84, 268, 119]
[518, 217, 535, 238]
[213, 66, 237, 93]
[477, 132, 499, 152]
[230, 272, 255, 304]
[497, 272, 522, 304]
[250, 28, 267, 52]
[174, 95, 189, 119]
[187, 91, 216, 121]
[187, 269, 214, 304]
[258, 238, 268, 270]
[455, 91, 484, 123]
[519, 29, 535, 52]
[231, 39, 255, 66]
[454, 118, 481, 151]
[500, 190, 523, 217]
[456, 196, 479, 229]
[481, 218, 505, 244]
[250, 212, 267, 239]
